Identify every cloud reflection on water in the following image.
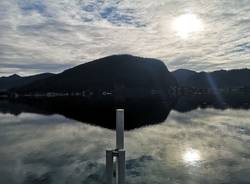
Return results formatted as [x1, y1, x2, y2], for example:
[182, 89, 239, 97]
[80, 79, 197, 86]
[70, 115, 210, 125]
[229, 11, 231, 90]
[0, 108, 249, 184]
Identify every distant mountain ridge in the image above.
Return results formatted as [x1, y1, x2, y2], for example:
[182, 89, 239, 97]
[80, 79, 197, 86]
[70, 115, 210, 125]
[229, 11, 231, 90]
[0, 73, 54, 91]
[172, 68, 250, 88]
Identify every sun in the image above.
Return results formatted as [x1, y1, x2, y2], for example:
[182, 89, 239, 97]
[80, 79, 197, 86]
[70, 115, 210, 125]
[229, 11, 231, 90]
[173, 13, 204, 39]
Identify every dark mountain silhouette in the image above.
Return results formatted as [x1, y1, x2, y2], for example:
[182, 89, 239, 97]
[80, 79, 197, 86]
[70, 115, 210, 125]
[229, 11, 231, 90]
[1, 55, 179, 129]
[172, 68, 250, 88]
[14, 55, 177, 96]
[2, 55, 250, 129]
[0, 73, 54, 91]
[172, 69, 197, 85]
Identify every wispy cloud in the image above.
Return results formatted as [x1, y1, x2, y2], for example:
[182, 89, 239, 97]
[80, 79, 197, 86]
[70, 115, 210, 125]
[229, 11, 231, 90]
[0, 0, 249, 76]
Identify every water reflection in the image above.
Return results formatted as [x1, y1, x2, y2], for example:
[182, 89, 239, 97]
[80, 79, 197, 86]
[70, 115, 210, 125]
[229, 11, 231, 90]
[183, 149, 201, 165]
[0, 98, 173, 130]
[1, 93, 250, 130]
[0, 101, 250, 183]
[174, 94, 250, 112]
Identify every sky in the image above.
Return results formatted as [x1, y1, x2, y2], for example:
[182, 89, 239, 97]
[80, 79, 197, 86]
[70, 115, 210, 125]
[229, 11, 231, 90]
[0, 0, 250, 76]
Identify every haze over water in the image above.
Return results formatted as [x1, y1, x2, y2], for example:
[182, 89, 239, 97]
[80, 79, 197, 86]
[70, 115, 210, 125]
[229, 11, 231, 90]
[0, 108, 249, 184]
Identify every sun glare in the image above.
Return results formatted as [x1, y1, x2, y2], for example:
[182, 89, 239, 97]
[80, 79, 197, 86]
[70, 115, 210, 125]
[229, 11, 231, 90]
[173, 13, 203, 39]
[183, 149, 201, 164]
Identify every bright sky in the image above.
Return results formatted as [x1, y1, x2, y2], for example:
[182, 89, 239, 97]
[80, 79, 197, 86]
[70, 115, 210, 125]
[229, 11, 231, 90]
[0, 0, 250, 76]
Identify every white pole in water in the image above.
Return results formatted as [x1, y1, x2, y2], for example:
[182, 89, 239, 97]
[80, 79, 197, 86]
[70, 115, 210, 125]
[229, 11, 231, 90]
[116, 109, 124, 150]
[106, 109, 125, 184]
[106, 150, 114, 183]
[116, 109, 125, 184]
[117, 149, 125, 184]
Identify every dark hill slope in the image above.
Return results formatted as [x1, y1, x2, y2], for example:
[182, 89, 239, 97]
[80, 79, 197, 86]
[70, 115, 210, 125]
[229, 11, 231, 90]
[172, 69, 250, 88]
[15, 55, 177, 93]
[171, 69, 197, 86]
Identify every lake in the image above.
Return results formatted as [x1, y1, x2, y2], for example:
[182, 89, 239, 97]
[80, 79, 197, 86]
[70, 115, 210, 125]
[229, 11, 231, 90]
[0, 108, 249, 184]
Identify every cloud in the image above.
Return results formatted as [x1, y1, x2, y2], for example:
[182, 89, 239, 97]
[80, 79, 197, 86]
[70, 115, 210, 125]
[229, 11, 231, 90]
[0, 0, 249, 76]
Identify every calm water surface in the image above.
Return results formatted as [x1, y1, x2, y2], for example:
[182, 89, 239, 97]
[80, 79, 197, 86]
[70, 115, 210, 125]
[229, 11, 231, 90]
[0, 109, 249, 184]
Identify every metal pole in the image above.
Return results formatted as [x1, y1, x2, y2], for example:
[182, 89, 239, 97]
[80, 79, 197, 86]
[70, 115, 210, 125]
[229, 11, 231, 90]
[106, 109, 125, 184]
[117, 150, 125, 184]
[106, 150, 113, 184]
[116, 109, 124, 150]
